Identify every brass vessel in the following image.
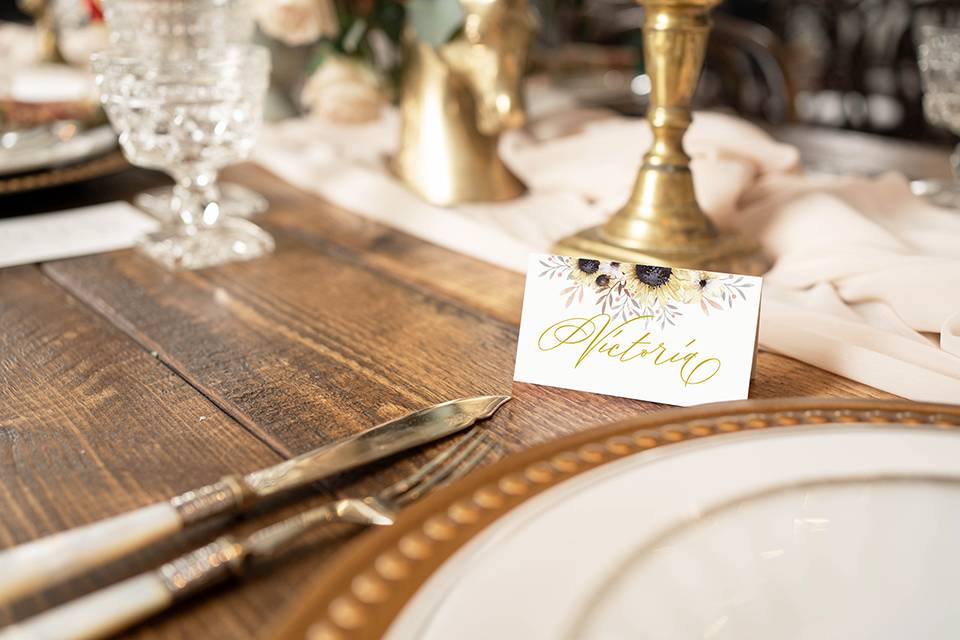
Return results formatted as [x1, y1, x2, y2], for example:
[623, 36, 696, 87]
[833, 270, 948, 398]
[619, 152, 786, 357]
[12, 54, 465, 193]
[554, 0, 766, 274]
[391, 0, 536, 207]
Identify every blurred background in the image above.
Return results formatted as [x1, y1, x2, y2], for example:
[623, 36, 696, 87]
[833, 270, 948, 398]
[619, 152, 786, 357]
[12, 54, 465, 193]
[4, 0, 960, 145]
[535, 0, 960, 144]
[7, 0, 959, 142]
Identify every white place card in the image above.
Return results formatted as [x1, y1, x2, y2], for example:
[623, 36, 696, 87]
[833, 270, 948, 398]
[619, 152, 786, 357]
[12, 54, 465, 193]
[0, 201, 158, 269]
[514, 254, 763, 406]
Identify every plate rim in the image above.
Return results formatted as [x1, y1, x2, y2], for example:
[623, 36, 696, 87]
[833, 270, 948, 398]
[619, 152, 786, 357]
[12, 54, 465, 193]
[0, 124, 116, 177]
[269, 397, 960, 640]
[0, 149, 127, 195]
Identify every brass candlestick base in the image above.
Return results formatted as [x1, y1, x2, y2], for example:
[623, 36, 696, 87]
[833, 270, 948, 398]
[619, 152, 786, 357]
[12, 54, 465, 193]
[553, 225, 766, 274]
[553, 0, 767, 275]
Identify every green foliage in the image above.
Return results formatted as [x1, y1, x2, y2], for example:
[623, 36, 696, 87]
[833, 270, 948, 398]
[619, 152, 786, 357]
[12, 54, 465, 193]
[406, 0, 465, 47]
[300, 0, 467, 102]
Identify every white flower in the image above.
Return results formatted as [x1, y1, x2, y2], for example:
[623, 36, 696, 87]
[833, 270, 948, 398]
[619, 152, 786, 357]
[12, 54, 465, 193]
[599, 261, 624, 281]
[254, 0, 337, 47]
[300, 56, 385, 124]
[680, 270, 726, 305]
[58, 23, 109, 68]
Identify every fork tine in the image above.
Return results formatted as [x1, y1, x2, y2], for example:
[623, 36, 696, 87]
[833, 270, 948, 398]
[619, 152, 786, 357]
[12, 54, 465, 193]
[379, 426, 486, 501]
[391, 437, 494, 507]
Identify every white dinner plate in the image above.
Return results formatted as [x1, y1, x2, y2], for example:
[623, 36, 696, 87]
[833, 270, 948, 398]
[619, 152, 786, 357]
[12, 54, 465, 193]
[386, 425, 960, 639]
[0, 124, 116, 177]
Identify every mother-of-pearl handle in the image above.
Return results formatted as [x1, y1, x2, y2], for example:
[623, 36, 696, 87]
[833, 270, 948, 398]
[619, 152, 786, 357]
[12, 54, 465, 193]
[0, 502, 181, 605]
[0, 573, 173, 640]
[0, 537, 243, 640]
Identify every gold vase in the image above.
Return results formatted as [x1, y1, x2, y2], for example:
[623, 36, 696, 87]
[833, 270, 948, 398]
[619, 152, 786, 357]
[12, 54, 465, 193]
[553, 0, 766, 274]
[390, 0, 536, 207]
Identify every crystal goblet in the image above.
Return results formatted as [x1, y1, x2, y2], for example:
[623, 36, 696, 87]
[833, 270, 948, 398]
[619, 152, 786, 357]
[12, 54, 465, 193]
[100, 0, 267, 221]
[101, 0, 254, 48]
[914, 26, 960, 207]
[91, 45, 274, 270]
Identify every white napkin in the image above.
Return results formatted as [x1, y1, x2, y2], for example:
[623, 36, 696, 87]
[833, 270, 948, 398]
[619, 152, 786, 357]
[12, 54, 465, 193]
[0, 202, 158, 268]
[253, 107, 960, 403]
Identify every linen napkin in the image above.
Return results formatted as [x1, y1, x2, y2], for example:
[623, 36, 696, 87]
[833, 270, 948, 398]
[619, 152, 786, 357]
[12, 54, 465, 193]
[0, 201, 158, 268]
[253, 105, 960, 403]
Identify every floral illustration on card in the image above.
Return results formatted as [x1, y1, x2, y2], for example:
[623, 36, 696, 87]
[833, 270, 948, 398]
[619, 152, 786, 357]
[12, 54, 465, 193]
[538, 256, 755, 328]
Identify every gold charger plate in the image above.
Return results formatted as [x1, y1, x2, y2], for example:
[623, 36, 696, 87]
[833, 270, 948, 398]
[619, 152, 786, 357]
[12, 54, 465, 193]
[270, 398, 960, 640]
[0, 149, 127, 196]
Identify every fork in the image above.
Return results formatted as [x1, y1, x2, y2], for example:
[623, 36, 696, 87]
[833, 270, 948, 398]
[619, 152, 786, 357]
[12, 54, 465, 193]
[0, 429, 494, 640]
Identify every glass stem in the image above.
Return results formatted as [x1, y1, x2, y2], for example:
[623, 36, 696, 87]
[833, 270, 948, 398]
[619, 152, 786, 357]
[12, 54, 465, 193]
[172, 170, 222, 228]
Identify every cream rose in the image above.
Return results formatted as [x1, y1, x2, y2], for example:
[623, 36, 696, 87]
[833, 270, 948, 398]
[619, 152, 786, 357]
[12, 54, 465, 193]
[300, 56, 385, 124]
[254, 0, 337, 46]
[58, 23, 109, 68]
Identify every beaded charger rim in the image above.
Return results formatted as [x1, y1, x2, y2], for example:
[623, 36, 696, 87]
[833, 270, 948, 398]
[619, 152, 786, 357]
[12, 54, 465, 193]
[0, 150, 127, 195]
[270, 398, 960, 640]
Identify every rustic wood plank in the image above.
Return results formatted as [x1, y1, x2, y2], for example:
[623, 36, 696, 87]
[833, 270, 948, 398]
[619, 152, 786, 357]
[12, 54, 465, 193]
[237, 165, 525, 326]
[0, 265, 338, 638]
[42, 234, 652, 457]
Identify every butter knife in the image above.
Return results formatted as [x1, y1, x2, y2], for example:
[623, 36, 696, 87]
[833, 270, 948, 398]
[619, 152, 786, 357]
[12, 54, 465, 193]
[0, 395, 509, 605]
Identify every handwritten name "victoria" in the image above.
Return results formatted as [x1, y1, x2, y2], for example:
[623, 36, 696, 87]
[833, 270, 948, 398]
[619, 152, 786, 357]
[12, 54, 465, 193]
[537, 314, 721, 386]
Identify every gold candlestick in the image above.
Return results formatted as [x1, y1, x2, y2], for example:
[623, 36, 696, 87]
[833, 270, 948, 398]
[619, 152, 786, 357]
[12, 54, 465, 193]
[553, 0, 766, 274]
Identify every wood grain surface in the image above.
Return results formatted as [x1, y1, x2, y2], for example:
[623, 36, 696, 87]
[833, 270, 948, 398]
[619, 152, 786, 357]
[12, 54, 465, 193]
[0, 266, 289, 636]
[0, 124, 935, 638]
[0, 265, 438, 639]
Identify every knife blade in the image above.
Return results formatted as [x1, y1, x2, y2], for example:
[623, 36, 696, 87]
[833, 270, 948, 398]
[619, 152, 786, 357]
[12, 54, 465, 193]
[0, 395, 509, 605]
[244, 395, 510, 497]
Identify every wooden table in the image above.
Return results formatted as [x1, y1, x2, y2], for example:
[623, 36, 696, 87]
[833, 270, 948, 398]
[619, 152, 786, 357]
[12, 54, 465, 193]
[0, 126, 947, 638]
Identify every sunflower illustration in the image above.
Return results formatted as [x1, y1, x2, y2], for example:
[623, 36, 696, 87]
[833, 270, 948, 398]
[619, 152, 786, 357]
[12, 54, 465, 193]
[680, 270, 725, 304]
[569, 258, 603, 286]
[622, 264, 683, 307]
[539, 254, 748, 321]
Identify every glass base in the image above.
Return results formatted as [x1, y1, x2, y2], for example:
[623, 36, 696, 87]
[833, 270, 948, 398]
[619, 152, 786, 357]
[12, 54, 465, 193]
[135, 183, 269, 221]
[138, 217, 275, 270]
[910, 179, 960, 208]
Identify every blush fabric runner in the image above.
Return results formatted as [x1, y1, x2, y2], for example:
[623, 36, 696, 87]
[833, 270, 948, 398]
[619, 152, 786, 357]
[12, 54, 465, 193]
[253, 103, 960, 403]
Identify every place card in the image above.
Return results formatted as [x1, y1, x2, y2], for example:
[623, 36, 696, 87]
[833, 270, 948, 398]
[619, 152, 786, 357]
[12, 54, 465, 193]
[0, 201, 158, 269]
[514, 254, 763, 406]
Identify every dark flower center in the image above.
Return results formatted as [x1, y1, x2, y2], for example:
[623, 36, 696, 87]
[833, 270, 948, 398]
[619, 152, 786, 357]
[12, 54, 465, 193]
[634, 265, 672, 288]
[577, 259, 600, 274]
[595, 274, 610, 287]
[699, 279, 707, 288]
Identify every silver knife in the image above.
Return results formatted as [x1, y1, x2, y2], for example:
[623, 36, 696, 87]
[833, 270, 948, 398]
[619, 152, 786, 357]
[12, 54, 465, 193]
[0, 395, 509, 605]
